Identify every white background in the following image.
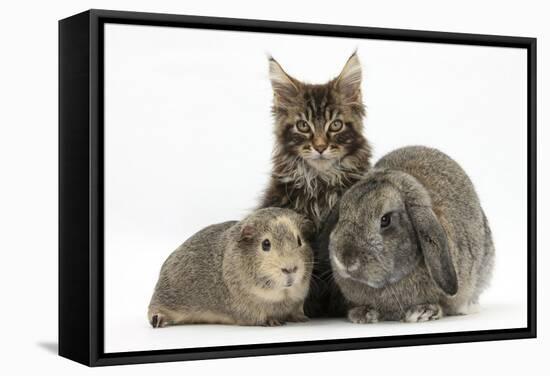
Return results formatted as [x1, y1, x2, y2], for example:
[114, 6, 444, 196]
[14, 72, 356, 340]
[104, 23, 527, 353]
[0, 0, 548, 374]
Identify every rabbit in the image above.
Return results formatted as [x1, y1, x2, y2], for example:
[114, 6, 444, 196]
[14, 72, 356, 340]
[148, 207, 314, 327]
[326, 146, 495, 323]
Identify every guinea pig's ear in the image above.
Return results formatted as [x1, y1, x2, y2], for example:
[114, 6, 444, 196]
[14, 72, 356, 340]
[239, 225, 256, 242]
[408, 205, 458, 296]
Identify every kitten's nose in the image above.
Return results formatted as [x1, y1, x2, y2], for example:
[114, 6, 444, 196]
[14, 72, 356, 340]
[313, 143, 328, 154]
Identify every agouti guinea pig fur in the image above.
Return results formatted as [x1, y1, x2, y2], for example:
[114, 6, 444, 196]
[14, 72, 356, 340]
[148, 207, 315, 327]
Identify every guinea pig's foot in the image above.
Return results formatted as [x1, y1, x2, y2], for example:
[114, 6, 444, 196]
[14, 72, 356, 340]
[348, 306, 380, 324]
[263, 318, 285, 327]
[404, 303, 443, 323]
[150, 313, 169, 328]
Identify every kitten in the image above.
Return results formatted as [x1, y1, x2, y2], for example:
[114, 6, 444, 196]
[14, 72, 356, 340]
[259, 52, 372, 228]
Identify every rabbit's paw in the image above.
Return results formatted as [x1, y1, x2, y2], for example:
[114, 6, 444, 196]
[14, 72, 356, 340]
[404, 303, 443, 323]
[348, 306, 380, 324]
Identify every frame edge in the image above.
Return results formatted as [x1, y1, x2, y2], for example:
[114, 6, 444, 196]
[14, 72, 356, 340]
[58, 8, 538, 367]
[58, 10, 93, 367]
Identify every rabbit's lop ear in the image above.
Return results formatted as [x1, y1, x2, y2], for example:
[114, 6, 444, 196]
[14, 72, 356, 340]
[408, 205, 458, 296]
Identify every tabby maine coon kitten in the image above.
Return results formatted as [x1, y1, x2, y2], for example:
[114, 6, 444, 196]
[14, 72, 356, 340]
[260, 52, 371, 227]
[259, 53, 372, 317]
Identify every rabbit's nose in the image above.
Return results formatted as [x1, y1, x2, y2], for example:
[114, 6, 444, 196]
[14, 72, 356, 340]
[347, 261, 361, 272]
[341, 248, 358, 269]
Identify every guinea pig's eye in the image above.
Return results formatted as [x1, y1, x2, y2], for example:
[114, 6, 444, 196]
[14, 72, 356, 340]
[297, 235, 302, 247]
[380, 213, 392, 228]
[261, 239, 271, 252]
[296, 120, 311, 133]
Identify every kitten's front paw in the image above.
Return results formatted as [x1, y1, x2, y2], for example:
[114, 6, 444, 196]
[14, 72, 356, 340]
[263, 318, 285, 327]
[404, 303, 443, 323]
[348, 306, 380, 324]
[286, 313, 309, 323]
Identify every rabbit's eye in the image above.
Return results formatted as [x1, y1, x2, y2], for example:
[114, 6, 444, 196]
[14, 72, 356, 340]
[297, 235, 302, 247]
[380, 214, 392, 228]
[262, 239, 271, 251]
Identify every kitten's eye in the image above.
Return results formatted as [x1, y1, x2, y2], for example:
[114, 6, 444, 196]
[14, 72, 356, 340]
[380, 213, 392, 228]
[329, 120, 343, 132]
[297, 235, 302, 247]
[262, 239, 271, 251]
[296, 120, 310, 133]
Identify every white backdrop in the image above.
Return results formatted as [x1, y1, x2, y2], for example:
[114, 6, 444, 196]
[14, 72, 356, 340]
[1, 0, 548, 375]
[104, 24, 527, 352]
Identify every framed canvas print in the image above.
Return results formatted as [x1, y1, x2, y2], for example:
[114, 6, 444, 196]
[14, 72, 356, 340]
[59, 9, 537, 366]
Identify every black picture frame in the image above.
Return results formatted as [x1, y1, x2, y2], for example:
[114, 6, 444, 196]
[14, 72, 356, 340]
[59, 9, 537, 367]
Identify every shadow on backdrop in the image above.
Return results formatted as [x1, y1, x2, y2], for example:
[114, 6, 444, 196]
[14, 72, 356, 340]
[37, 342, 58, 354]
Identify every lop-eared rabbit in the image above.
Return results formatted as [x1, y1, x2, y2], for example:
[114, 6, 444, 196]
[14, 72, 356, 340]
[326, 146, 494, 323]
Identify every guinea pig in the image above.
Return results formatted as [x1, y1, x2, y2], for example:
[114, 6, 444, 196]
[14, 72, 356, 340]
[327, 146, 495, 323]
[148, 207, 314, 327]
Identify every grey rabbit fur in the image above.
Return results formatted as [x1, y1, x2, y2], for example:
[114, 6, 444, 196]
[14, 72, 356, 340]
[327, 146, 495, 323]
[148, 207, 314, 327]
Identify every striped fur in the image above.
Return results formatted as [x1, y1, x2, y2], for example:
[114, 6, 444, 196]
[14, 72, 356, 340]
[260, 53, 372, 228]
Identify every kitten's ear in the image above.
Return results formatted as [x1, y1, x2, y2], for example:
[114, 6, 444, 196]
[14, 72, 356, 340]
[335, 52, 362, 102]
[269, 57, 300, 102]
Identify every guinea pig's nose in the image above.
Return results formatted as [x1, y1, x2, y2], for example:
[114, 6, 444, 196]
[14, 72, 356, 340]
[281, 266, 298, 274]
